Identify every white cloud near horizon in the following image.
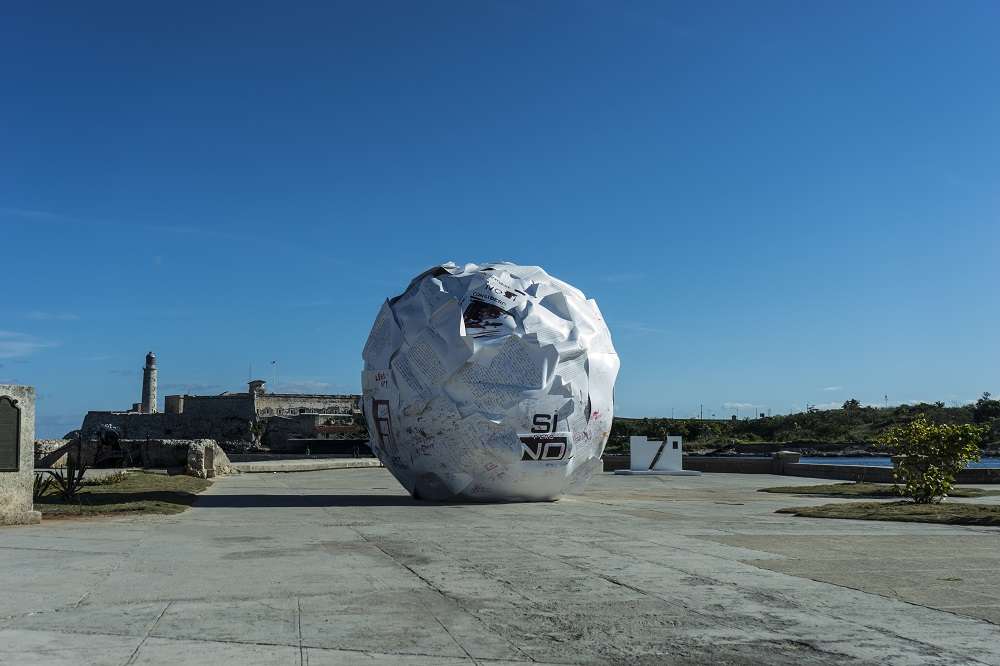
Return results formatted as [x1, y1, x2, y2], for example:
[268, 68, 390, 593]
[0, 331, 57, 359]
[821, 386, 842, 392]
[614, 321, 664, 335]
[25, 311, 79, 321]
[274, 379, 334, 394]
[0, 207, 65, 220]
[723, 402, 763, 410]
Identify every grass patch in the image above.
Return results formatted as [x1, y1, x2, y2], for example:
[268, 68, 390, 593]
[36, 471, 211, 518]
[759, 482, 1000, 499]
[777, 501, 1000, 526]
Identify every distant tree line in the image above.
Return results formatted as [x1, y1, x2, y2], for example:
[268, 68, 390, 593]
[607, 392, 1000, 453]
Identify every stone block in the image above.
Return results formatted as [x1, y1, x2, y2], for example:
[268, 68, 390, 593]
[185, 440, 233, 478]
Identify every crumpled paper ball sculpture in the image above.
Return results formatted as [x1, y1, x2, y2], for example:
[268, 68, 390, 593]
[362, 261, 619, 501]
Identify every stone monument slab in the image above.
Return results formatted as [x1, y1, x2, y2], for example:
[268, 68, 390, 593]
[614, 435, 702, 476]
[0, 385, 42, 525]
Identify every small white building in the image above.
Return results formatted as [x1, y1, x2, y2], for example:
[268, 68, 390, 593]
[614, 435, 701, 476]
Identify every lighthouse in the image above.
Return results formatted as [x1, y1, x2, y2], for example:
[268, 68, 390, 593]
[141, 352, 158, 414]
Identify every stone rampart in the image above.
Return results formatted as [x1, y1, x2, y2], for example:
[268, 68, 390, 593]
[255, 394, 358, 417]
[79, 392, 364, 454]
[262, 413, 366, 452]
[80, 411, 253, 445]
[182, 394, 255, 419]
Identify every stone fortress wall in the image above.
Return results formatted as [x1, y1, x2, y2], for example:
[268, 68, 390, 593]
[261, 412, 361, 452]
[78, 355, 365, 453]
[178, 394, 255, 420]
[80, 410, 254, 444]
[255, 393, 356, 417]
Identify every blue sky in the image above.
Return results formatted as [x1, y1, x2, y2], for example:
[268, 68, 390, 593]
[2, 1, 998, 437]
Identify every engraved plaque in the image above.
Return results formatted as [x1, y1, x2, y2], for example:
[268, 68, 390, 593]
[0, 396, 20, 472]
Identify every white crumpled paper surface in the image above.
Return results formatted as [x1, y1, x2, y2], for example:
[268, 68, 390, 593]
[362, 261, 619, 501]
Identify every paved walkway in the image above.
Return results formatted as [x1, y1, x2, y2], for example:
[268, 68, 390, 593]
[1, 470, 999, 665]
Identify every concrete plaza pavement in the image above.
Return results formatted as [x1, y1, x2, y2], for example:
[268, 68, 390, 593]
[1, 469, 999, 665]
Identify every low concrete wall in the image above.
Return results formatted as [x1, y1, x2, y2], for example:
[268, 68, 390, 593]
[782, 463, 895, 483]
[683, 456, 776, 474]
[603, 455, 628, 471]
[954, 468, 1000, 484]
[672, 454, 1000, 484]
[608, 453, 788, 475]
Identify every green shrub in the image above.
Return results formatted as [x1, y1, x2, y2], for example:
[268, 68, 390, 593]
[47, 439, 89, 501]
[33, 472, 54, 500]
[876, 416, 987, 503]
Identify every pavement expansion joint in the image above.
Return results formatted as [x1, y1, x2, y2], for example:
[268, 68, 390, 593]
[74, 529, 156, 609]
[296, 597, 304, 666]
[348, 525, 539, 663]
[434, 614, 482, 666]
[124, 601, 172, 666]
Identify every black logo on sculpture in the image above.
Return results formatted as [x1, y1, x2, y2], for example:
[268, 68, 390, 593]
[521, 412, 569, 461]
[520, 435, 569, 461]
